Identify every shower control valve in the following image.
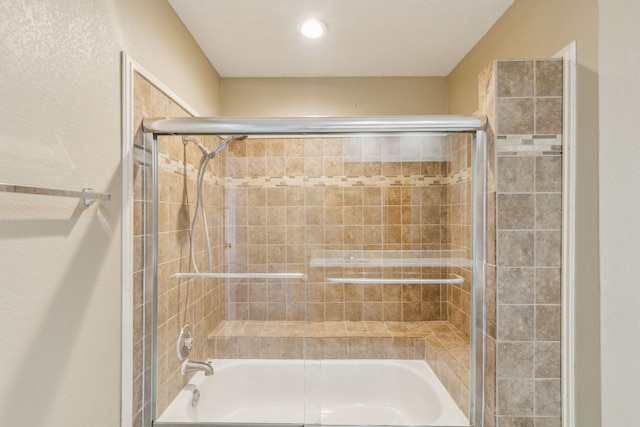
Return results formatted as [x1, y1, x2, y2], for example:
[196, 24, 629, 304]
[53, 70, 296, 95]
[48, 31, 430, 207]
[177, 324, 194, 361]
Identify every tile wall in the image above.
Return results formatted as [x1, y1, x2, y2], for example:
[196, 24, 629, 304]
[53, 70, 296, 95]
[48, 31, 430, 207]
[133, 80, 480, 424]
[444, 134, 473, 336]
[222, 135, 472, 327]
[481, 59, 563, 427]
[132, 74, 225, 423]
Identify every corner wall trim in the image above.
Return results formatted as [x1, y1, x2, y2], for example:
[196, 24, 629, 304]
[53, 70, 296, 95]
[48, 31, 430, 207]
[556, 40, 577, 427]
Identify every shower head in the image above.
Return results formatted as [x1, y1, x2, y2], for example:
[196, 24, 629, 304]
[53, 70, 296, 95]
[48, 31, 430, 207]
[182, 135, 248, 159]
[182, 136, 210, 157]
[210, 135, 248, 158]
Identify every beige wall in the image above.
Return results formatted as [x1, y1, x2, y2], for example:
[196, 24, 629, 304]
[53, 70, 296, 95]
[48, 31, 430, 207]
[599, 1, 640, 425]
[447, 1, 601, 425]
[221, 77, 448, 116]
[0, 1, 220, 426]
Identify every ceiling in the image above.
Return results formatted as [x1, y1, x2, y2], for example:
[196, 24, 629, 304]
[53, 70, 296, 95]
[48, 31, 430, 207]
[167, 0, 514, 78]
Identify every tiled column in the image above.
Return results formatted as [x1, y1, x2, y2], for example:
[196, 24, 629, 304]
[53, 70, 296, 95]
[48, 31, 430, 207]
[492, 59, 563, 427]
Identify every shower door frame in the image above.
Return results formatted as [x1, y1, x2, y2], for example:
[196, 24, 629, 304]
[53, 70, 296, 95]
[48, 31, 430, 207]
[141, 116, 488, 427]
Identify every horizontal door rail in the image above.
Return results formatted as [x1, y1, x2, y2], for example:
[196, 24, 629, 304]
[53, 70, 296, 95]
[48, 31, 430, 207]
[327, 274, 464, 285]
[0, 183, 110, 207]
[144, 115, 487, 135]
[170, 272, 308, 282]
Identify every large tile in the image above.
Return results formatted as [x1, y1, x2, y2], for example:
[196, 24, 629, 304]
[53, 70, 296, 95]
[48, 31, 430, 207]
[497, 379, 534, 415]
[535, 342, 561, 379]
[535, 98, 563, 135]
[498, 304, 534, 341]
[497, 342, 534, 379]
[498, 194, 535, 230]
[497, 98, 535, 135]
[535, 268, 561, 304]
[497, 268, 535, 304]
[497, 61, 535, 97]
[497, 231, 535, 267]
[535, 156, 562, 192]
[535, 305, 561, 341]
[535, 60, 563, 97]
[534, 379, 561, 416]
[535, 231, 561, 267]
[535, 193, 562, 230]
[497, 156, 535, 193]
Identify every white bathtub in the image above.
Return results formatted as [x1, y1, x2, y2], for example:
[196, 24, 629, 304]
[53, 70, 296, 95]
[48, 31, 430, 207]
[158, 359, 468, 426]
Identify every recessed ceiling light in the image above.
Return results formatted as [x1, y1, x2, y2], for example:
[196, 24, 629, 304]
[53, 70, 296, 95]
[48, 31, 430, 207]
[298, 19, 328, 39]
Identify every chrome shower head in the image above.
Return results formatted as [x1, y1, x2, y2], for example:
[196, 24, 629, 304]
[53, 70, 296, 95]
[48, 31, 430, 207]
[210, 135, 248, 158]
[182, 136, 210, 157]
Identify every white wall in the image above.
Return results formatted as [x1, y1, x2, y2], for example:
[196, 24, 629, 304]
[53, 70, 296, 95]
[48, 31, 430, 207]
[0, 1, 220, 426]
[599, 1, 640, 425]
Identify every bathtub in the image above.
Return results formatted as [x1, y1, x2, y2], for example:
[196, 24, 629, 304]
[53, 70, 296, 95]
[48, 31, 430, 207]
[157, 359, 468, 426]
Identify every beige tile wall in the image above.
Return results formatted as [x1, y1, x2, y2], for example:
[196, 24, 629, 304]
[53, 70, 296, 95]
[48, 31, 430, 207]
[132, 74, 225, 423]
[445, 134, 473, 336]
[482, 58, 563, 427]
[223, 136, 473, 325]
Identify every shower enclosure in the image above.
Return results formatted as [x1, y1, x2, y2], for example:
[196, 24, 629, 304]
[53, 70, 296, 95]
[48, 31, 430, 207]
[140, 116, 487, 427]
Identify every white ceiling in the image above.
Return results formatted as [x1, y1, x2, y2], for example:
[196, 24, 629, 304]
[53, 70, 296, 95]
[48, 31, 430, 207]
[167, 0, 514, 78]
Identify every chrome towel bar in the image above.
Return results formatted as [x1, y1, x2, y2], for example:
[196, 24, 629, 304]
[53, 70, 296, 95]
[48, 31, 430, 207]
[327, 274, 465, 285]
[170, 272, 308, 282]
[0, 183, 111, 206]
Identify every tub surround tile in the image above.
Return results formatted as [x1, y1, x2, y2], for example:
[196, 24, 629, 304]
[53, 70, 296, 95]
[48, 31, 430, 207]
[535, 305, 561, 341]
[497, 417, 534, 427]
[498, 304, 535, 342]
[497, 378, 534, 416]
[535, 193, 562, 230]
[534, 231, 562, 267]
[535, 268, 561, 304]
[534, 379, 561, 416]
[497, 231, 535, 267]
[497, 268, 535, 304]
[485, 58, 563, 427]
[497, 98, 535, 135]
[497, 342, 534, 379]
[535, 156, 562, 193]
[535, 60, 563, 97]
[497, 61, 535, 98]
[497, 157, 535, 193]
[534, 342, 561, 379]
[535, 98, 563, 135]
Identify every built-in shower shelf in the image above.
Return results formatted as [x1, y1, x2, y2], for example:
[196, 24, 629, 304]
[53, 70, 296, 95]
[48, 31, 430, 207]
[308, 249, 472, 268]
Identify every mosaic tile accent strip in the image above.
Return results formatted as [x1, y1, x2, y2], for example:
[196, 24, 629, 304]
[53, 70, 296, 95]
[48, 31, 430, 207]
[158, 151, 472, 188]
[158, 152, 224, 186]
[496, 134, 562, 156]
[225, 168, 471, 189]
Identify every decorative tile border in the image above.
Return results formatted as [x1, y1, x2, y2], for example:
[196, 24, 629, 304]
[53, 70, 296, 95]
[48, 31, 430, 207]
[158, 151, 473, 189]
[225, 168, 471, 189]
[496, 134, 562, 156]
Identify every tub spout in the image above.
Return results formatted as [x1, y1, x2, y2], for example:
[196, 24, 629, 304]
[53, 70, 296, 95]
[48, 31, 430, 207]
[181, 359, 214, 376]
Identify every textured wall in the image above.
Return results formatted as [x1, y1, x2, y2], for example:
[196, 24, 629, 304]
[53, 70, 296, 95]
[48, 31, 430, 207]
[0, 1, 220, 426]
[599, 1, 640, 425]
